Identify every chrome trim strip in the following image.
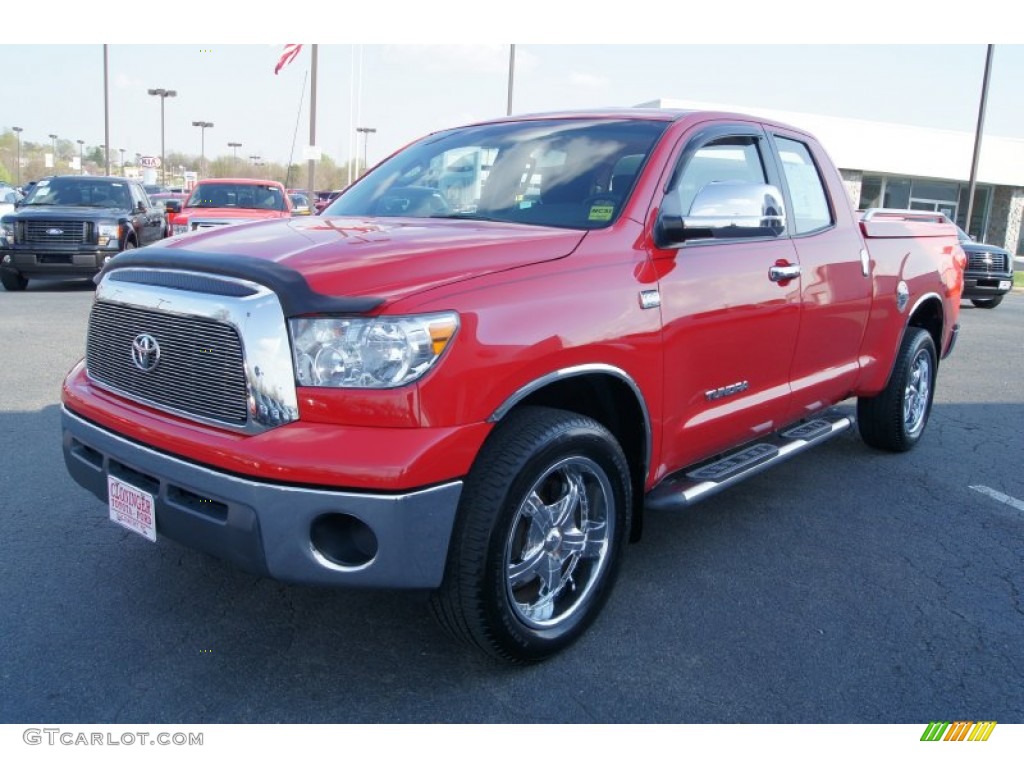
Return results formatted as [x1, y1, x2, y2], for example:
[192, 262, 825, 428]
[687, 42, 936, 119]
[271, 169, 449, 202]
[488, 363, 652, 479]
[91, 267, 298, 434]
[861, 208, 948, 224]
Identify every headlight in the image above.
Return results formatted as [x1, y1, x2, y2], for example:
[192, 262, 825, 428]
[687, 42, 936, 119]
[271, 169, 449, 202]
[289, 312, 459, 388]
[97, 222, 120, 247]
[0, 221, 13, 245]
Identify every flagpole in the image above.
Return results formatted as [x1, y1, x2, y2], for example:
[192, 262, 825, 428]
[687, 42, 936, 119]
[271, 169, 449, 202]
[307, 44, 318, 198]
[507, 44, 515, 116]
[103, 44, 111, 175]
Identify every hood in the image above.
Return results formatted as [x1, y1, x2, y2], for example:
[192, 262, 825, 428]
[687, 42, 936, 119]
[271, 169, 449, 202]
[9, 205, 128, 219]
[155, 216, 587, 303]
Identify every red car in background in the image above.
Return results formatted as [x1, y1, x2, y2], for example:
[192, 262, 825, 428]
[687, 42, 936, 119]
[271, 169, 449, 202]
[313, 189, 344, 214]
[171, 178, 293, 235]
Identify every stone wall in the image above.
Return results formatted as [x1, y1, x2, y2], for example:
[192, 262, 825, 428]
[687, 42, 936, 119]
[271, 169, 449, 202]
[987, 185, 1024, 253]
[839, 169, 862, 210]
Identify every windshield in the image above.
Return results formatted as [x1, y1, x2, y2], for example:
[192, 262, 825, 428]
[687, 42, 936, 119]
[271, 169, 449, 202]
[22, 177, 132, 208]
[187, 183, 286, 211]
[323, 118, 668, 230]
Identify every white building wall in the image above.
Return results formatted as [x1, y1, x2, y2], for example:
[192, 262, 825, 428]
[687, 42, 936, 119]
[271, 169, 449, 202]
[638, 99, 1024, 187]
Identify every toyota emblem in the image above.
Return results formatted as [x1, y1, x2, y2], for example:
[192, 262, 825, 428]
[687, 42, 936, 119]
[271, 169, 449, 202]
[131, 333, 161, 372]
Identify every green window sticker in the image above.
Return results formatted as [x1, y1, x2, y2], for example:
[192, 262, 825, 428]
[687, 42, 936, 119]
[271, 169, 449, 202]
[588, 205, 614, 222]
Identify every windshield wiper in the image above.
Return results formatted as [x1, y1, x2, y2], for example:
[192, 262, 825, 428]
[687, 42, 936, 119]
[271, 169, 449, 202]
[428, 212, 506, 222]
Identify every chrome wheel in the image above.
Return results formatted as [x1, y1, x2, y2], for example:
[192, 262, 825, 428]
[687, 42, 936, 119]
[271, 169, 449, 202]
[903, 348, 932, 438]
[858, 327, 937, 453]
[431, 406, 631, 663]
[504, 456, 614, 629]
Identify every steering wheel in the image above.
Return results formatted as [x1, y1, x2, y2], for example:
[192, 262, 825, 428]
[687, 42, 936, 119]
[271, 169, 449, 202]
[375, 187, 452, 217]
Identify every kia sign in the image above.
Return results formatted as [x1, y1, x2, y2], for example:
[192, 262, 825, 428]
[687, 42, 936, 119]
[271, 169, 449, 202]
[139, 156, 162, 169]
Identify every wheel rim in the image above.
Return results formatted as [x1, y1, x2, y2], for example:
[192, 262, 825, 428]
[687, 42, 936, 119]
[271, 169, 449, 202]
[903, 348, 932, 436]
[504, 456, 615, 630]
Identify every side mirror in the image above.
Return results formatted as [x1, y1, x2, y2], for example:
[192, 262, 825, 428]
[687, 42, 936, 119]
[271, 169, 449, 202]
[137, 201, 147, 213]
[656, 181, 786, 247]
[164, 200, 182, 214]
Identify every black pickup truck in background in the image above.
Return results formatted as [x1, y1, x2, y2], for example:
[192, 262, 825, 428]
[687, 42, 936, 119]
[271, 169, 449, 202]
[954, 223, 1015, 309]
[0, 175, 167, 291]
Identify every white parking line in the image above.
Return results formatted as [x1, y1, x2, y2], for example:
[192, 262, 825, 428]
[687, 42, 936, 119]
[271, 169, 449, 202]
[970, 485, 1024, 513]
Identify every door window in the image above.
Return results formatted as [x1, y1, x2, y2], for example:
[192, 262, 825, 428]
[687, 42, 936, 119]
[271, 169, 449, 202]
[774, 137, 832, 234]
[675, 136, 768, 215]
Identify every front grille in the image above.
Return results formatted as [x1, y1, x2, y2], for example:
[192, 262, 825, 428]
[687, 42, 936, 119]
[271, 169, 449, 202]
[86, 301, 248, 425]
[19, 220, 91, 245]
[966, 250, 1009, 273]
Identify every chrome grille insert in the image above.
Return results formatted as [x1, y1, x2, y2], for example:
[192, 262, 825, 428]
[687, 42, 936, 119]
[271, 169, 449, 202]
[87, 302, 248, 424]
[87, 268, 299, 433]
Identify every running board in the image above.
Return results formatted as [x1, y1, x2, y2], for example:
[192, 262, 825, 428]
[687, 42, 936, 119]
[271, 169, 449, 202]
[644, 411, 855, 512]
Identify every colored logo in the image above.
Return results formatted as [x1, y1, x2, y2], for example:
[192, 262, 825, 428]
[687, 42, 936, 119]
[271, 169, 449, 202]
[920, 721, 996, 742]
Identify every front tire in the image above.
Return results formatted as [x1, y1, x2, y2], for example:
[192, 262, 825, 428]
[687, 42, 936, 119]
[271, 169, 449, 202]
[857, 327, 937, 452]
[431, 407, 632, 663]
[1, 271, 28, 292]
[970, 295, 1003, 309]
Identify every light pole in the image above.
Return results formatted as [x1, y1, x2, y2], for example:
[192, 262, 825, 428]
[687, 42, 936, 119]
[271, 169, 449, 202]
[49, 134, 58, 168]
[147, 87, 177, 187]
[192, 121, 214, 178]
[356, 126, 376, 176]
[118, 148, 126, 176]
[228, 142, 242, 173]
[77, 139, 85, 174]
[12, 127, 22, 186]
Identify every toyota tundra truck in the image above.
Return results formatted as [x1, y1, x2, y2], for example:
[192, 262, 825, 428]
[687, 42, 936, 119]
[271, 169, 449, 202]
[61, 109, 965, 663]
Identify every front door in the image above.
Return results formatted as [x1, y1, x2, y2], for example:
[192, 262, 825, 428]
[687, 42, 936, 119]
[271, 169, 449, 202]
[654, 124, 802, 473]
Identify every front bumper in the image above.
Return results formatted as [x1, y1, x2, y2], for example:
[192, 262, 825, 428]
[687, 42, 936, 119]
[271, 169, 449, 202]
[2, 248, 117, 277]
[962, 272, 1013, 299]
[62, 407, 463, 588]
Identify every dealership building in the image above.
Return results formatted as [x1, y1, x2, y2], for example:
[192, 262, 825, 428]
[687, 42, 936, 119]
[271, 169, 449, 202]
[640, 99, 1024, 255]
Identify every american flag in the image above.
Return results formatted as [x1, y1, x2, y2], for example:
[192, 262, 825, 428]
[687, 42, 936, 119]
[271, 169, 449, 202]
[274, 44, 302, 75]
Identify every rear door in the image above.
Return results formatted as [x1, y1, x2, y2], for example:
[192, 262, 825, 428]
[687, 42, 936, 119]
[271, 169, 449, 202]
[654, 122, 802, 471]
[765, 130, 873, 419]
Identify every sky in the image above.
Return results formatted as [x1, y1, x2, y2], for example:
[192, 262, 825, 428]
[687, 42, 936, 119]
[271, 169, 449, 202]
[4, 3, 1021, 173]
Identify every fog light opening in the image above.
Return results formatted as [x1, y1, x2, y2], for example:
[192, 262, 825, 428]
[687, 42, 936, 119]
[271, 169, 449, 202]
[310, 513, 378, 568]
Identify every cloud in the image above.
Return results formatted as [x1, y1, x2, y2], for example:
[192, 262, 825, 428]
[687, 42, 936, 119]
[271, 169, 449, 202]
[568, 71, 610, 89]
[114, 72, 145, 90]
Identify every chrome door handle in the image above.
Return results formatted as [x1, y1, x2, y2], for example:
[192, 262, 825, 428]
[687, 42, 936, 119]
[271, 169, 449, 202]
[769, 264, 801, 282]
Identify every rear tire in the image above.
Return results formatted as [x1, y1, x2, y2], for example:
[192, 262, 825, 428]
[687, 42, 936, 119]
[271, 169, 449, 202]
[431, 406, 631, 664]
[970, 296, 1003, 309]
[857, 327, 937, 452]
[1, 271, 28, 292]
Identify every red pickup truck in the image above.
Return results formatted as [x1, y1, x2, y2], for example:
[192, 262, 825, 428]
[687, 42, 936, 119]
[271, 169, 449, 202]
[61, 109, 964, 663]
[169, 178, 293, 235]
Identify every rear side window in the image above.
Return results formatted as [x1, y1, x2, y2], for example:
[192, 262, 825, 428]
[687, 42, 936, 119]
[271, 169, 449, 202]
[774, 137, 832, 234]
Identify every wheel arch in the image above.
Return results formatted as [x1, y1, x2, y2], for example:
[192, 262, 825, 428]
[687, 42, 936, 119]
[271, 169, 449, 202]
[906, 293, 944, 358]
[488, 364, 650, 541]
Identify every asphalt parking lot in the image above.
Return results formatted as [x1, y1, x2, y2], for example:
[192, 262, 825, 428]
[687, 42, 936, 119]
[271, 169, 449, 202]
[1, 280, 1022, 724]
